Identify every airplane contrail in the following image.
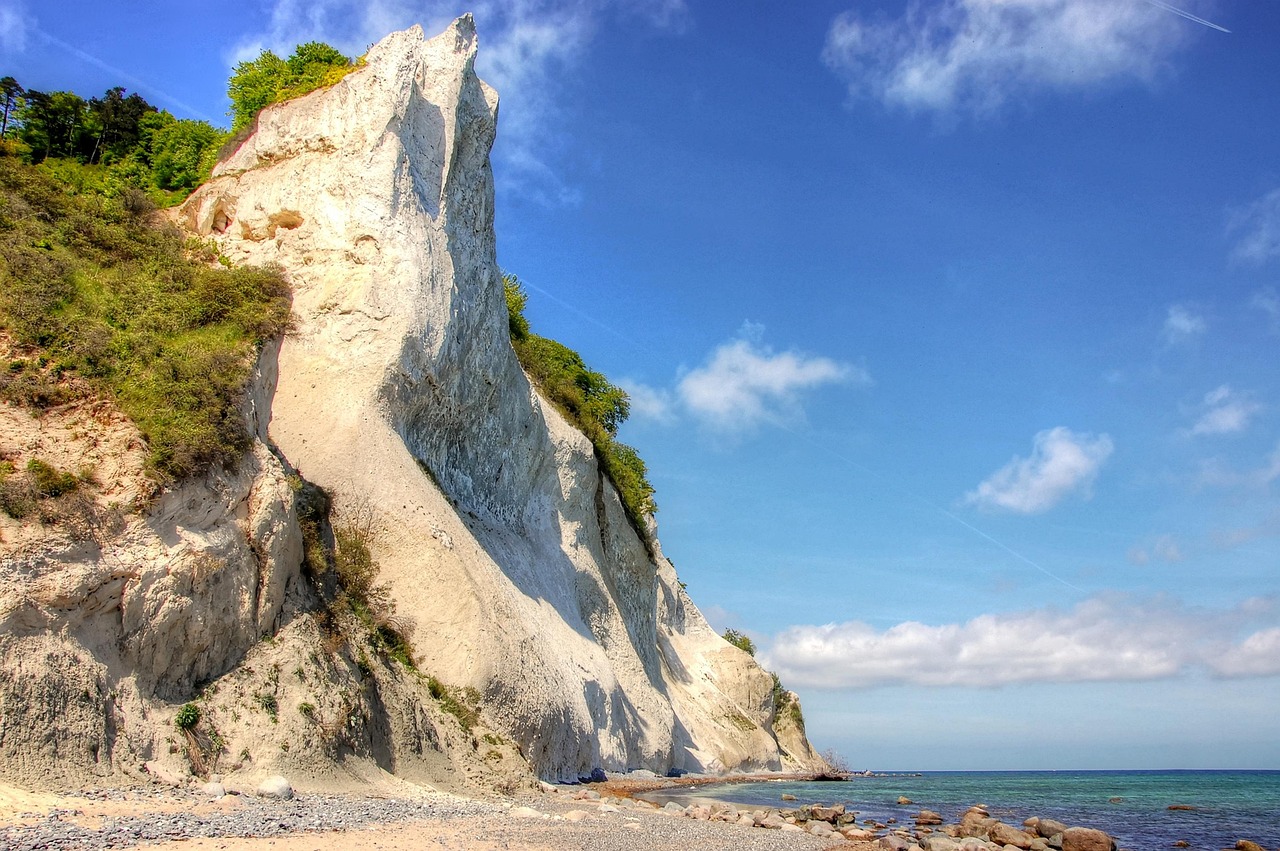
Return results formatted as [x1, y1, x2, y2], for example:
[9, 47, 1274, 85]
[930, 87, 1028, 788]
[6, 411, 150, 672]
[34, 27, 219, 123]
[1143, 0, 1231, 33]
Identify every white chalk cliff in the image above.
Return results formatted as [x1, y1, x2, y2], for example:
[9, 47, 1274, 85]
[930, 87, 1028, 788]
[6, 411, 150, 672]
[0, 17, 824, 788]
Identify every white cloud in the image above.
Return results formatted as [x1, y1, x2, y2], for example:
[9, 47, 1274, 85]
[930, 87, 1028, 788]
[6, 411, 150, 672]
[965, 427, 1113, 514]
[675, 332, 862, 434]
[1128, 534, 1183, 565]
[1163, 304, 1206, 344]
[821, 0, 1195, 116]
[1197, 441, 1280, 491]
[1230, 188, 1280, 266]
[1189, 385, 1259, 436]
[617, 379, 675, 424]
[0, 0, 29, 54]
[232, 0, 687, 204]
[763, 595, 1280, 688]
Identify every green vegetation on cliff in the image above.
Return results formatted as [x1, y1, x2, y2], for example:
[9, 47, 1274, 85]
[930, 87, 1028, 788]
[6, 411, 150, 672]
[228, 42, 363, 132]
[0, 154, 291, 481]
[503, 274, 657, 534]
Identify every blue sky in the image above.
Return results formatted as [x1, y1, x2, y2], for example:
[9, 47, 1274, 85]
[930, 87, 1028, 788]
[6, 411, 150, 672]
[4, 0, 1278, 770]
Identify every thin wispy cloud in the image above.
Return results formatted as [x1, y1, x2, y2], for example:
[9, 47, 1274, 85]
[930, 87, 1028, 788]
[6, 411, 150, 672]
[1163, 303, 1206, 344]
[821, 0, 1198, 116]
[1253, 287, 1280, 333]
[0, 0, 28, 54]
[1198, 441, 1280, 491]
[965, 427, 1114, 514]
[1128, 534, 1183, 565]
[763, 594, 1280, 689]
[1188, 385, 1259, 437]
[1230, 188, 1280, 266]
[233, 0, 688, 204]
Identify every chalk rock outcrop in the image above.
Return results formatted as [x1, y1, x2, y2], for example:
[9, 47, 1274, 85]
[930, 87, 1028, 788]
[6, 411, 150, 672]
[181, 17, 820, 780]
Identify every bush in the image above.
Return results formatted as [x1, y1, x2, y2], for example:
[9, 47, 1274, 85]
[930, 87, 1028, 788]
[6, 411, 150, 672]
[174, 702, 201, 732]
[722, 629, 756, 656]
[0, 157, 292, 482]
[228, 43, 362, 131]
[504, 273, 656, 535]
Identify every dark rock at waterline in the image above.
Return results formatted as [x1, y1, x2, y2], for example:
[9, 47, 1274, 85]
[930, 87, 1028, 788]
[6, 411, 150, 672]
[1168, 804, 1198, 811]
[1233, 840, 1265, 851]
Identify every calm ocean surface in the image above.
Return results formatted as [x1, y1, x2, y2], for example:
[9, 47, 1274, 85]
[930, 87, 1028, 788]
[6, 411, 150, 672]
[644, 771, 1280, 851]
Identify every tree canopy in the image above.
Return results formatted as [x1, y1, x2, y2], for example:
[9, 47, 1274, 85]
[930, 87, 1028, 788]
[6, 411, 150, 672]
[228, 42, 360, 131]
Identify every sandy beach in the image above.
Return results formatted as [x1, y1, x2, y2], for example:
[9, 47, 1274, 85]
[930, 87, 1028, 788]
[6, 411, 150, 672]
[0, 779, 872, 851]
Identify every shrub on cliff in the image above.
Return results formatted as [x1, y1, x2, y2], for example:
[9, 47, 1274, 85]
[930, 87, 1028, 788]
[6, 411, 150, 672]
[228, 42, 363, 132]
[0, 156, 291, 481]
[503, 274, 657, 534]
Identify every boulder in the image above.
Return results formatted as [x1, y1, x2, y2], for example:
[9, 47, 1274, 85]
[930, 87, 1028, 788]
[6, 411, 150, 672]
[661, 802, 684, 815]
[988, 822, 1036, 849]
[961, 806, 997, 838]
[200, 782, 225, 798]
[563, 810, 590, 822]
[922, 837, 960, 851]
[844, 828, 880, 841]
[1234, 842, 1264, 851]
[1061, 827, 1115, 851]
[1036, 819, 1069, 838]
[256, 775, 293, 800]
[916, 809, 945, 825]
[880, 836, 918, 851]
[510, 806, 545, 819]
[760, 813, 788, 830]
[813, 804, 846, 822]
[899, 796, 915, 805]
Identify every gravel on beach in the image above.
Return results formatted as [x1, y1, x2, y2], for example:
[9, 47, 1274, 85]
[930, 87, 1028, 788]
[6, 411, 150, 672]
[0, 787, 855, 851]
[0, 788, 496, 851]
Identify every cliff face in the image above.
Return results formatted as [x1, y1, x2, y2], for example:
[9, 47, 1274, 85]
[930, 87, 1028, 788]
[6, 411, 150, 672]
[0, 17, 824, 789]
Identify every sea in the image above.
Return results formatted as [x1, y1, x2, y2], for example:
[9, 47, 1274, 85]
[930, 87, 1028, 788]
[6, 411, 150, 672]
[641, 771, 1280, 851]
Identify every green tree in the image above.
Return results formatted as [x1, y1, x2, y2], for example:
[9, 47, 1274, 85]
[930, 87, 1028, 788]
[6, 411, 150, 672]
[227, 42, 355, 131]
[722, 629, 757, 656]
[137, 112, 223, 191]
[86, 87, 155, 164]
[0, 76, 23, 139]
[17, 89, 89, 162]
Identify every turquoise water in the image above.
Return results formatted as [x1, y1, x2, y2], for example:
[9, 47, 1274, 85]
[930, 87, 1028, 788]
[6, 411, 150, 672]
[643, 771, 1280, 851]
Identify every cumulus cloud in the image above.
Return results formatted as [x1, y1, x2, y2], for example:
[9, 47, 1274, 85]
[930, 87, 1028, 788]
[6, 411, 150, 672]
[233, 0, 688, 204]
[820, 0, 1197, 116]
[1230, 188, 1280, 266]
[1189, 385, 1260, 436]
[0, 0, 29, 54]
[1163, 304, 1206, 344]
[763, 595, 1280, 689]
[622, 325, 863, 435]
[675, 330, 862, 434]
[965, 427, 1113, 514]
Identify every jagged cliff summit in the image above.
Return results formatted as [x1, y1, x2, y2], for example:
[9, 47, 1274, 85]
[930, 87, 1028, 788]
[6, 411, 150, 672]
[0, 17, 824, 789]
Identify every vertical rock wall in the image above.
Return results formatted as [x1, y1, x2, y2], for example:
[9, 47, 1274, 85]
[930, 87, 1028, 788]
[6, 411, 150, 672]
[179, 16, 823, 781]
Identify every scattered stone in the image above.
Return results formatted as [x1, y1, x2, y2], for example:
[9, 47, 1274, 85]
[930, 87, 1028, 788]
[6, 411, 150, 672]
[538, 781, 558, 794]
[599, 803, 620, 814]
[1172, 842, 1190, 848]
[845, 827, 881, 841]
[781, 793, 798, 801]
[256, 775, 293, 800]
[898, 796, 914, 805]
[563, 809, 590, 822]
[1108, 797, 1125, 804]
[200, 782, 225, 798]
[510, 806, 545, 819]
